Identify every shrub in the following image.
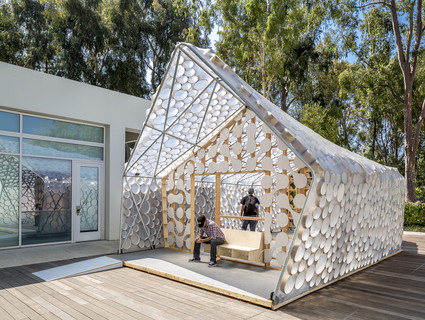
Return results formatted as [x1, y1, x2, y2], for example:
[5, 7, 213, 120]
[404, 202, 425, 228]
[416, 187, 425, 203]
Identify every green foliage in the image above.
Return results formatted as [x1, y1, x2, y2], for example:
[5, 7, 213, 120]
[332, 0, 425, 202]
[0, 0, 192, 97]
[333, 4, 407, 172]
[297, 57, 360, 150]
[404, 202, 425, 228]
[213, 0, 328, 112]
[299, 102, 339, 143]
[173, 0, 214, 48]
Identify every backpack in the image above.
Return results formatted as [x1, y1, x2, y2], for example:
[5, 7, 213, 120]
[244, 195, 257, 215]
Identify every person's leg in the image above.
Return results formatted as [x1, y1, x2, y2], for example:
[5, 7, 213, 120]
[241, 220, 249, 230]
[209, 238, 225, 263]
[190, 236, 208, 261]
[192, 241, 201, 260]
[249, 220, 258, 231]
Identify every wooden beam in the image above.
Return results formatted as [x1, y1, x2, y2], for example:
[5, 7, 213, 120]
[215, 173, 221, 225]
[220, 215, 264, 221]
[162, 247, 191, 254]
[190, 167, 195, 253]
[179, 170, 186, 252]
[265, 133, 271, 266]
[161, 177, 168, 248]
[194, 170, 266, 176]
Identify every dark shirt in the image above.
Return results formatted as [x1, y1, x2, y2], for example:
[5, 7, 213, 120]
[240, 195, 260, 216]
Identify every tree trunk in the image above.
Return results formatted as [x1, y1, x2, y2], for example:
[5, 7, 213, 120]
[405, 145, 417, 202]
[261, 45, 266, 97]
[389, 0, 422, 202]
[280, 86, 288, 113]
[404, 78, 417, 202]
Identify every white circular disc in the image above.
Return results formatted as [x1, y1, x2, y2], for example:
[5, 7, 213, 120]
[306, 265, 315, 282]
[246, 157, 257, 171]
[123, 199, 133, 209]
[276, 174, 289, 190]
[293, 194, 306, 208]
[176, 207, 184, 219]
[231, 158, 242, 172]
[262, 157, 274, 171]
[294, 243, 305, 262]
[276, 251, 286, 266]
[261, 193, 273, 207]
[219, 144, 230, 157]
[276, 193, 290, 209]
[337, 184, 345, 202]
[232, 142, 243, 155]
[295, 272, 306, 290]
[261, 175, 273, 189]
[276, 213, 289, 227]
[315, 254, 327, 274]
[294, 173, 308, 188]
[275, 232, 289, 247]
[283, 275, 295, 294]
[277, 156, 291, 171]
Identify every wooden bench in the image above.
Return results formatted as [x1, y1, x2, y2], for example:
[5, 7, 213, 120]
[204, 229, 264, 263]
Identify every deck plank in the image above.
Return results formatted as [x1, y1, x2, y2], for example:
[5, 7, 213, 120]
[0, 233, 423, 319]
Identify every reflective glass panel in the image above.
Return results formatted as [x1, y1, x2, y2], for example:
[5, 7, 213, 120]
[0, 111, 19, 132]
[0, 155, 20, 247]
[23, 116, 104, 143]
[23, 138, 103, 160]
[0, 135, 19, 154]
[80, 166, 99, 232]
[21, 157, 72, 245]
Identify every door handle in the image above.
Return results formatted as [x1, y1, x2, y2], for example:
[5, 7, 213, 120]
[76, 205, 81, 216]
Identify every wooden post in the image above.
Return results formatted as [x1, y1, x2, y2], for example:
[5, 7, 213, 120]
[215, 173, 221, 226]
[171, 171, 176, 249]
[237, 117, 243, 161]
[161, 177, 168, 248]
[265, 133, 271, 266]
[179, 177, 185, 251]
[190, 169, 195, 253]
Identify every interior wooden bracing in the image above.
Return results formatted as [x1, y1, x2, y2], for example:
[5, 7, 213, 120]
[160, 109, 312, 271]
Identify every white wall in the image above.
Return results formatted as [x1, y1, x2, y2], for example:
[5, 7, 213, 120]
[0, 62, 150, 240]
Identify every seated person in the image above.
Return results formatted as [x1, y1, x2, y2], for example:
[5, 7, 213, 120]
[189, 215, 225, 267]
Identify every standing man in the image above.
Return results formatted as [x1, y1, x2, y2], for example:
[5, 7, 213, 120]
[240, 187, 260, 231]
[189, 215, 225, 267]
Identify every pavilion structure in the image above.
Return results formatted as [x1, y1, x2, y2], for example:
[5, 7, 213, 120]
[120, 43, 405, 308]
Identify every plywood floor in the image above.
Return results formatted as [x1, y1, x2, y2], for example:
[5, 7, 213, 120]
[0, 233, 424, 319]
[110, 247, 280, 300]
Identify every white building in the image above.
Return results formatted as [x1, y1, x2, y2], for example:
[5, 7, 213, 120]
[0, 62, 150, 248]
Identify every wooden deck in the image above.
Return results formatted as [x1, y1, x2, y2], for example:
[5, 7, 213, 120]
[0, 233, 424, 319]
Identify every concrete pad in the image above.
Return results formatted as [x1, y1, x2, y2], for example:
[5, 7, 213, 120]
[0, 240, 119, 268]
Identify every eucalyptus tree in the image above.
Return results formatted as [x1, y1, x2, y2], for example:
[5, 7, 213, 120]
[174, 0, 215, 48]
[299, 58, 362, 151]
[0, 2, 22, 65]
[0, 0, 56, 71]
[333, 0, 425, 202]
[213, 0, 327, 112]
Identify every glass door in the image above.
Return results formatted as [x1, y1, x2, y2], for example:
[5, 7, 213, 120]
[73, 161, 104, 242]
